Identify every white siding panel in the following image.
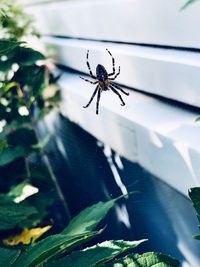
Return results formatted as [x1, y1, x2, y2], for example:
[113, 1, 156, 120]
[25, 0, 200, 49]
[54, 71, 200, 196]
[44, 37, 200, 107]
[22, 0, 55, 5]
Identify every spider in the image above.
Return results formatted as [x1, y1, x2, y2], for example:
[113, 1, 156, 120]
[80, 49, 129, 115]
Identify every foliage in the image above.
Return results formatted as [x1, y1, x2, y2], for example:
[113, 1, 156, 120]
[0, 196, 179, 267]
[106, 252, 180, 267]
[45, 240, 148, 267]
[0, 39, 24, 55]
[0, 12, 62, 266]
[0, 194, 38, 231]
[0, 39, 60, 228]
[188, 187, 200, 240]
[0, 247, 21, 266]
[0, 0, 39, 40]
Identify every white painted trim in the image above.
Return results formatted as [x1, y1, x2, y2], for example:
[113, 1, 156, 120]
[22, 0, 57, 5]
[56, 71, 200, 196]
[25, 0, 200, 49]
[44, 37, 200, 107]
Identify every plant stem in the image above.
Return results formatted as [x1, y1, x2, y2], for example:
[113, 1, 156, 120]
[25, 157, 31, 182]
[30, 115, 71, 222]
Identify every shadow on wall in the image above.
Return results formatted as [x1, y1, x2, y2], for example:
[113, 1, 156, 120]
[38, 112, 200, 267]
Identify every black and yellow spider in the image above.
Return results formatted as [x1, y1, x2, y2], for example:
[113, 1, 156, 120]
[80, 49, 129, 115]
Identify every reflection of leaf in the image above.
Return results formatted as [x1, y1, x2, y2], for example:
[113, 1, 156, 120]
[3, 226, 52, 246]
[180, 0, 199, 10]
[106, 252, 180, 266]
[45, 240, 147, 267]
[189, 187, 200, 239]
[0, 247, 21, 266]
[0, 195, 38, 231]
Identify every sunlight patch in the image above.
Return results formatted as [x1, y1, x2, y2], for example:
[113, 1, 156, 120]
[14, 184, 39, 203]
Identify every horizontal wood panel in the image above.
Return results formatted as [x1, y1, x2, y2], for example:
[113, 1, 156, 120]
[44, 37, 200, 107]
[25, 0, 200, 49]
[52, 71, 200, 196]
[22, 0, 55, 5]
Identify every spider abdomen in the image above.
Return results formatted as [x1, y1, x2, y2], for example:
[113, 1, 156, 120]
[96, 64, 108, 82]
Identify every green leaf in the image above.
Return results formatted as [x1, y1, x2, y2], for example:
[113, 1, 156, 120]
[106, 252, 180, 267]
[19, 192, 54, 228]
[0, 8, 6, 17]
[189, 187, 200, 223]
[188, 187, 200, 238]
[0, 139, 8, 154]
[195, 116, 200, 122]
[193, 234, 200, 240]
[13, 230, 103, 267]
[32, 133, 51, 149]
[9, 46, 45, 66]
[0, 195, 38, 231]
[0, 59, 13, 73]
[0, 121, 31, 141]
[62, 194, 132, 235]
[7, 128, 37, 156]
[45, 239, 147, 267]
[8, 181, 28, 199]
[0, 82, 19, 97]
[8, 182, 38, 203]
[0, 146, 24, 166]
[36, 107, 51, 121]
[180, 0, 199, 10]
[0, 40, 23, 56]
[0, 247, 21, 266]
[12, 65, 47, 97]
[0, 103, 7, 120]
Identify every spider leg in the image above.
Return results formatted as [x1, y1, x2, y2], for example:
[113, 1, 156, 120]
[80, 77, 98, 84]
[109, 66, 120, 80]
[86, 50, 97, 79]
[109, 85, 125, 106]
[96, 88, 102, 115]
[106, 48, 116, 76]
[110, 82, 129, 96]
[83, 85, 99, 108]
